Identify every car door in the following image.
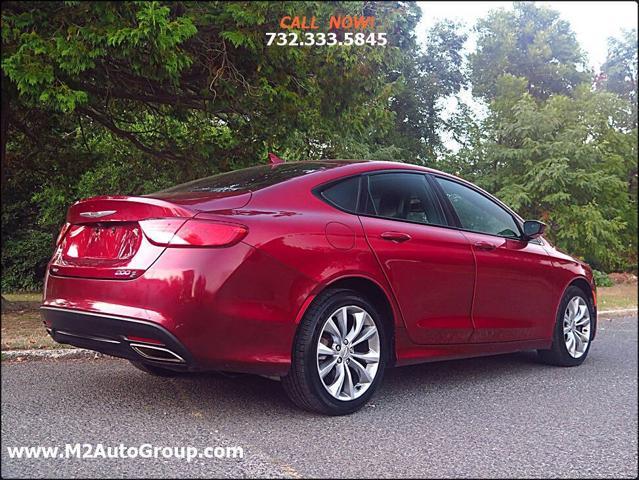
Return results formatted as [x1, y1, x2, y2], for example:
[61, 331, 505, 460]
[434, 176, 557, 343]
[359, 172, 476, 344]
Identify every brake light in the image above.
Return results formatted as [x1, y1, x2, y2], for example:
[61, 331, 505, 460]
[55, 222, 71, 245]
[140, 219, 247, 247]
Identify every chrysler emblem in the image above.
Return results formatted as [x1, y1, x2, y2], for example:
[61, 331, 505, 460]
[79, 210, 117, 218]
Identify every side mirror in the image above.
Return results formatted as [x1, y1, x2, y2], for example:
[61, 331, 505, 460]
[523, 220, 546, 240]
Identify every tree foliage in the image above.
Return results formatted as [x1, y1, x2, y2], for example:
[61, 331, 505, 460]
[470, 2, 590, 100]
[384, 20, 468, 163]
[2, 1, 468, 290]
[600, 28, 638, 127]
[449, 7, 637, 271]
[449, 78, 634, 270]
[1, 1, 637, 290]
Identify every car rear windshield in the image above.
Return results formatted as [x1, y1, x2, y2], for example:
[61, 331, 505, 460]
[155, 162, 341, 194]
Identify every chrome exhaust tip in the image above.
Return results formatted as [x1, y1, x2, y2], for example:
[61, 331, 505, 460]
[129, 343, 185, 363]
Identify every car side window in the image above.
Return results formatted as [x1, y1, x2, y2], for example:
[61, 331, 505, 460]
[320, 176, 361, 212]
[435, 177, 520, 238]
[365, 173, 446, 226]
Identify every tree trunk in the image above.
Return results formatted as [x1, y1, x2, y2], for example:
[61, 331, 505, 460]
[1, 73, 11, 191]
[1, 295, 9, 313]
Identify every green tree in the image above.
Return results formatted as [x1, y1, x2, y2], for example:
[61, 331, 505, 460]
[444, 5, 637, 272]
[2, 1, 463, 290]
[384, 20, 467, 163]
[599, 29, 638, 267]
[601, 28, 638, 121]
[470, 2, 590, 101]
[447, 76, 634, 271]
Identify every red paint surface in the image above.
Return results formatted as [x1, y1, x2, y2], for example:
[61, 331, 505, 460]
[43, 161, 595, 375]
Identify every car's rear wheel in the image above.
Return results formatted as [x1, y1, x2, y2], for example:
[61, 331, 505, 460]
[538, 286, 594, 366]
[282, 288, 387, 415]
[129, 361, 184, 377]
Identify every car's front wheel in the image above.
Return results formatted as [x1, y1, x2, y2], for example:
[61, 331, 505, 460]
[282, 288, 387, 415]
[538, 286, 595, 366]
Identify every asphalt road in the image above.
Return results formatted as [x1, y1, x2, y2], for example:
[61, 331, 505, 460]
[2, 315, 637, 478]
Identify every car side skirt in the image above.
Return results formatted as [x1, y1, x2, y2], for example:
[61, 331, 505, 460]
[394, 329, 552, 367]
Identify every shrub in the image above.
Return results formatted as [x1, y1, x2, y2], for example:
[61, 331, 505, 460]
[1, 231, 54, 292]
[592, 269, 614, 288]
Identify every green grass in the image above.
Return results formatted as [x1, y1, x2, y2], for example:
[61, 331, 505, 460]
[597, 282, 638, 311]
[1, 309, 67, 350]
[1, 293, 66, 350]
[3, 293, 41, 302]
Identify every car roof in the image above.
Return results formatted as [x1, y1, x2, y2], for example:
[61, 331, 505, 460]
[265, 159, 523, 222]
[316, 159, 443, 174]
[278, 159, 455, 184]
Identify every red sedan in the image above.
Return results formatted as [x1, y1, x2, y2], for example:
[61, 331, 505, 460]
[42, 160, 596, 415]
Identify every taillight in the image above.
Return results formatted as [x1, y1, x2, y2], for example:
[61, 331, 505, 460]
[171, 220, 248, 247]
[140, 219, 247, 248]
[138, 218, 187, 245]
[55, 222, 71, 245]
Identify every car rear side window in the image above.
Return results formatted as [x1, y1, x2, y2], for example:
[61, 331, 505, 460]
[320, 176, 361, 212]
[364, 173, 447, 226]
[435, 177, 521, 238]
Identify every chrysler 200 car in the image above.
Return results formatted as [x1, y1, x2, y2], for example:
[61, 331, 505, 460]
[42, 160, 596, 415]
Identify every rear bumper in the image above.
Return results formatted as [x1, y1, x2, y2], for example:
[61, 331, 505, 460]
[41, 307, 195, 371]
[42, 241, 310, 376]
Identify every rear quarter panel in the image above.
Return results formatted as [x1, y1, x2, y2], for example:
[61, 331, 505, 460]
[197, 178, 405, 330]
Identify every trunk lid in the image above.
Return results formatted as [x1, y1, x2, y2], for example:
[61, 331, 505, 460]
[51, 192, 251, 279]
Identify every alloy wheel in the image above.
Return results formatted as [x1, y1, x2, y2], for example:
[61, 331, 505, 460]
[316, 305, 381, 401]
[563, 296, 591, 358]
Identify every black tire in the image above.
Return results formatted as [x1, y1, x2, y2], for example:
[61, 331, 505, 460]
[538, 286, 595, 367]
[282, 288, 388, 415]
[129, 360, 184, 377]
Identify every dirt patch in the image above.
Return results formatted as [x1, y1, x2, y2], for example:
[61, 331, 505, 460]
[1, 301, 66, 350]
[598, 281, 638, 311]
[608, 272, 638, 285]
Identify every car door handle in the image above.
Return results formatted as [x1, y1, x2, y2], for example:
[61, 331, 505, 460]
[474, 241, 497, 251]
[380, 232, 412, 243]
